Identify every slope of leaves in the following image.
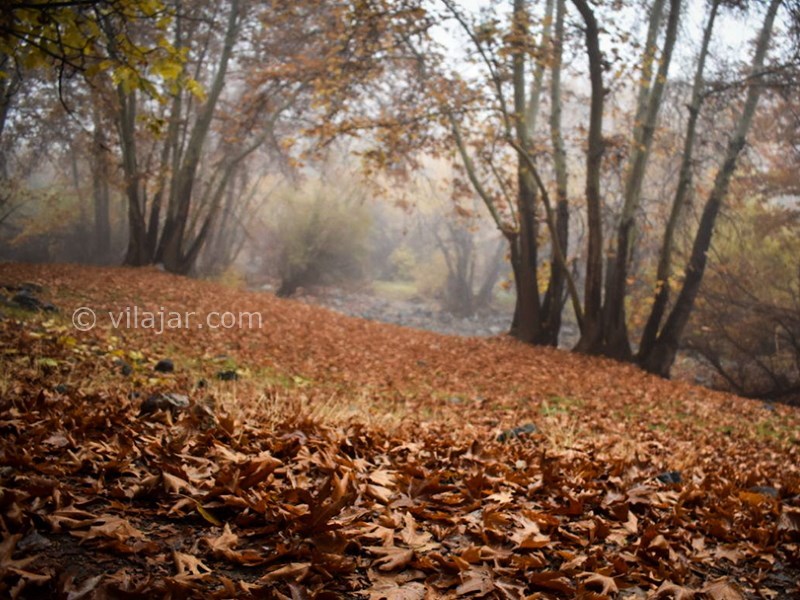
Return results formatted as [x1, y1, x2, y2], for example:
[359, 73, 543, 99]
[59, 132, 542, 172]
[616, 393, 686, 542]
[0, 264, 798, 599]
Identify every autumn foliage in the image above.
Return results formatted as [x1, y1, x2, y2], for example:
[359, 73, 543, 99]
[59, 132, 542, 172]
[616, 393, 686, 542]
[0, 264, 798, 598]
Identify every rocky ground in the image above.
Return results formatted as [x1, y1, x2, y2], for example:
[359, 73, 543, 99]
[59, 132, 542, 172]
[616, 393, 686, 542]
[254, 282, 584, 343]
[292, 286, 513, 338]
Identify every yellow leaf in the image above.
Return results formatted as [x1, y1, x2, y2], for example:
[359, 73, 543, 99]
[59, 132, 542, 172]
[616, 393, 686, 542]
[186, 78, 206, 101]
[195, 502, 223, 527]
[151, 59, 182, 81]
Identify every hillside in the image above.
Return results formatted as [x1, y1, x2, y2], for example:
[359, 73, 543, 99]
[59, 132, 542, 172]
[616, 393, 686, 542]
[0, 263, 798, 599]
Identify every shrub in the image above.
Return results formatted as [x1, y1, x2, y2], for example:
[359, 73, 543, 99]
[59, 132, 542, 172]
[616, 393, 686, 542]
[686, 200, 800, 401]
[388, 246, 416, 281]
[270, 179, 372, 297]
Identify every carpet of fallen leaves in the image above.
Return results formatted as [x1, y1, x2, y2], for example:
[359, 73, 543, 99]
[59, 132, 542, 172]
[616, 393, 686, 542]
[0, 264, 799, 600]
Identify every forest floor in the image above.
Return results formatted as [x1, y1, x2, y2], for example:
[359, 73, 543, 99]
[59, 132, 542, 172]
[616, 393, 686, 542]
[0, 263, 798, 599]
[267, 282, 704, 389]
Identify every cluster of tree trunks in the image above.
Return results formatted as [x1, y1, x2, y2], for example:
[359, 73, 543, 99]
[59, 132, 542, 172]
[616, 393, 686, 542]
[443, 0, 783, 377]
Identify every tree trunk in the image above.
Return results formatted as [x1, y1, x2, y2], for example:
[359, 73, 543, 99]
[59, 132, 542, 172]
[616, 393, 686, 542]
[0, 55, 20, 176]
[475, 237, 506, 310]
[638, 0, 720, 360]
[602, 0, 680, 360]
[157, 0, 240, 274]
[540, 0, 569, 346]
[640, 0, 781, 376]
[507, 0, 542, 343]
[511, 172, 542, 342]
[93, 174, 111, 260]
[92, 135, 111, 260]
[118, 88, 151, 266]
[525, 0, 554, 139]
[571, 0, 605, 353]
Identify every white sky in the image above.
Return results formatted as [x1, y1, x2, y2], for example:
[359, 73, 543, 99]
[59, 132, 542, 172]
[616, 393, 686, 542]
[430, 0, 764, 79]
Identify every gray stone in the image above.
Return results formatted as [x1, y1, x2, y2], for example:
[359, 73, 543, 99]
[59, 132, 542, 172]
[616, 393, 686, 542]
[497, 423, 538, 442]
[139, 393, 190, 416]
[748, 485, 779, 498]
[656, 471, 682, 484]
[154, 359, 174, 373]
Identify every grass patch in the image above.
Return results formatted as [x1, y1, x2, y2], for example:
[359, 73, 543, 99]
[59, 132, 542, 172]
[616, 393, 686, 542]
[372, 280, 419, 301]
[540, 395, 583, 416]
[492, 289, 516, 311]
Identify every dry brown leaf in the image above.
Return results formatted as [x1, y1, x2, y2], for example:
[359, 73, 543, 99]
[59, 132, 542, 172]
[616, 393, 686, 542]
[778, 507, 800, 534]
[0, 535, 40, 576]
[367, 581, 426, 600]
[203, 524, 265, 566]
[162, 472, 193, 495]
[701, 578, 745, 600]
[366, 483, 394, 505]
[74, 516, 146, 542]
[399, 513, 436, 550]
[649, 581, 697, 599]
[369, 469, 396, 487]
[257, 562, 311, 583]
[579, 572, 619, 595]
[455, 566, 494, 597]
[368, 546, 414, 571]
[713, 545, 744, 565]
[173, 551, 212, 577]
[510, 516, 550, 549]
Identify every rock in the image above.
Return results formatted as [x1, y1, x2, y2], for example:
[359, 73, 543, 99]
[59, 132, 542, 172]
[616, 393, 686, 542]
[116, 359, 133, 376]
[10, 289, 59, 312]
[138, 396, 162, 415]
[139, 393, 190, 416]
[20, 282, 43, 294]
[17, 530, 51, 553]
[497, 423, 538, 442]
[163, 393, 189, 408]
[447, 396, 464, 405]
[656, 471, 682, 484]
[12, 291, 44, 311]
[748, 485, 779, 498]
[216, 369, 239, 381]
[154, 359, 174, 373]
